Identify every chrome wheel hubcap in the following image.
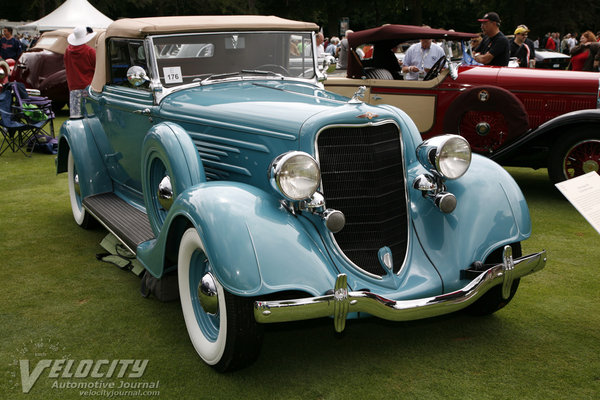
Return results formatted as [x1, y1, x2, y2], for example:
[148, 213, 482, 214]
[198, 273, 219, 316]
[583, 159, 599, 174]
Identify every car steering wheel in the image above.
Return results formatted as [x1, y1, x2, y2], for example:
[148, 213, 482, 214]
[423, 56, 446, 81]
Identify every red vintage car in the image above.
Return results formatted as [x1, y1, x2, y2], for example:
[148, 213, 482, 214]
[10, 29, 102, 112]
[325, 24, 600, 183]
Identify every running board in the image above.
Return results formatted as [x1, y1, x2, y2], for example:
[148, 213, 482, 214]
[83, 193, 155, 254]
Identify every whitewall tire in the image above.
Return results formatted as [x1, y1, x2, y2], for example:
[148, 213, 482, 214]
[178, 227, 263, 371]
[67, 150, 93, 228]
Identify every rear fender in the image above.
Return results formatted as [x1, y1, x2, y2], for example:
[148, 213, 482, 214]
[56, 118, 112, 197]
[39, 69, 68, 103]
[137, 182, 337, 297]
[410, 154, 531, 292]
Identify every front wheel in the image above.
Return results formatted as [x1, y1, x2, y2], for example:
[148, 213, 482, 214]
[548, 128, 600, 184]
[67, 149, 94, 228]
[178, 228, 263, 371]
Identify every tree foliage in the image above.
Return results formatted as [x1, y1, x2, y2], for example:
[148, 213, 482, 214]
[4, 0, 599, 39]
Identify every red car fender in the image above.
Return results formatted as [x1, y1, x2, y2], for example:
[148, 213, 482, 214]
[39, 69, 68, 105]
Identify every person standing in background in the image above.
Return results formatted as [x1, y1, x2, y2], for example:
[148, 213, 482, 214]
[570, 31, 599, 71]
[402, 31, 446, 80]
[515, 25, 536, 67]
[315, 32, 325, 56]
[64, 26, 97, 118]
[336, 30, 353, 69]
[474, 12, 510, 66]
[1, 27, 23, 61]
[510, 26, 532, 68]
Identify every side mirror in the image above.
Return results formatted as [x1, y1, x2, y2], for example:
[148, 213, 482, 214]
[449, 61, 458, 80]
[323, 55, 336, 74]
[126, 66, 150, 87]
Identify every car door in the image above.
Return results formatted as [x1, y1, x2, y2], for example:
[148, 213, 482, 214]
[368, 80, 438, 133]
[93, 38, 157, 194]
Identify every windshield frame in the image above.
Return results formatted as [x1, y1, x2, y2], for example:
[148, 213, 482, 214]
[144, 31, 321, 102]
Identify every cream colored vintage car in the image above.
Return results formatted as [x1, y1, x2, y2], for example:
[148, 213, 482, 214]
[325, 24, 600, 183]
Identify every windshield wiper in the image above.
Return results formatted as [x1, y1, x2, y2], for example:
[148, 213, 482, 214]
[241, 69, 284, 78]
[201, 70, 284, 84]
[200, 72, 243, 83]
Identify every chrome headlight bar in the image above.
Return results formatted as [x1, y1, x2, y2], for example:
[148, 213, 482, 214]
[416, 134, 471, 179]
[269, 151, 345, 233]
[414, 135, 472, 213]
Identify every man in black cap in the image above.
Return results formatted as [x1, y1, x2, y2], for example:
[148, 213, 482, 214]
[473, 12, 510, 66]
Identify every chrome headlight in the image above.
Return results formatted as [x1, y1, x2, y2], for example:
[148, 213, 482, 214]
[416, 135, 471, 179]
[269, 151, 321, 201]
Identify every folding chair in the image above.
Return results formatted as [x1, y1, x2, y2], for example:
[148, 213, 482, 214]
[0, 88, 25, 156]
[0, 82, 55, 156]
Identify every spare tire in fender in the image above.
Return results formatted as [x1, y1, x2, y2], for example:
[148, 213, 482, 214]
[442, 86, 529, 154]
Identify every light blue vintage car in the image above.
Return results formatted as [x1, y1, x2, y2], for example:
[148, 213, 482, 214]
[56, 16, 546, 371]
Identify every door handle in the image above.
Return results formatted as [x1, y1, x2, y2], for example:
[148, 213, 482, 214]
[133, 108, 151, 116]
[372, 95, 382, 100]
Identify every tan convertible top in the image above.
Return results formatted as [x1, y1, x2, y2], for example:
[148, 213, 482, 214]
[91, 15, 319, 92]
[32, 28, 104, 55]
[106, 15, 319, 38]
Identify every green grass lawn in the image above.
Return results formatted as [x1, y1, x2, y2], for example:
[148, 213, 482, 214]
[1, 115, 598, 399]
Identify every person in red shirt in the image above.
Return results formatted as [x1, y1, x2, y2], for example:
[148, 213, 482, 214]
[545, 37, 555, 50]
[570, 31, 600, 71]
[64, 26, 96, 118]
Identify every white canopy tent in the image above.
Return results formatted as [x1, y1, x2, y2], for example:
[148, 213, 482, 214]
[20, 0, 113, 31]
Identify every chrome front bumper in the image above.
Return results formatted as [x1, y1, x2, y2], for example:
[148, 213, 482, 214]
[254, 246, 546, 332]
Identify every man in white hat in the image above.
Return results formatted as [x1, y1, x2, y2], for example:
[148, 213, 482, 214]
[64, 26, 97, 118]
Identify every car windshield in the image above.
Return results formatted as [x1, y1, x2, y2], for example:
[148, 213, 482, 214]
[151, 32, 316, 87]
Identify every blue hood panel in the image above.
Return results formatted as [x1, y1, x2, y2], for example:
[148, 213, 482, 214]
[160, 80, 352, 139]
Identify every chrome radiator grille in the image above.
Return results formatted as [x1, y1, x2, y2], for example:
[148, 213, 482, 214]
[316, 123, 409, 276]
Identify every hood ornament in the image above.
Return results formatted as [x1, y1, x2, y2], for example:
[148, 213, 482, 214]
[348, 86, 366, 104]
[357, 111, 378, 120]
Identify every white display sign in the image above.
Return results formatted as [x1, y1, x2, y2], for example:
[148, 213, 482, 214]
[163, 66, 183, 84]
[555, 172, 600, 235]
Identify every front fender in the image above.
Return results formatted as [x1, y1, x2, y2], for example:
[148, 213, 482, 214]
[410, 154, 531, 292]
[141, 122, 206, 235]
[531, 108, 600, 136]
[137, 182, 337, 297]
[492, 108, 600, 162]
[56, 118, 112, 198]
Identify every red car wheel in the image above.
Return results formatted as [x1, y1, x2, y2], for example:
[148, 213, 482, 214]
[459, 110, 509, 154]
[548, 128, 600, 183]
[562, 140, 600, 178]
